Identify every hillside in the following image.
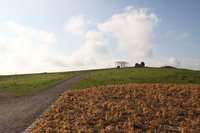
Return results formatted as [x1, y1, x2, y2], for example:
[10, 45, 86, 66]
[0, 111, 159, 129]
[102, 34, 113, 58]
[74, 67, 200, 90]
[1, 67, 200, 96]
[0, 71, 80, 96]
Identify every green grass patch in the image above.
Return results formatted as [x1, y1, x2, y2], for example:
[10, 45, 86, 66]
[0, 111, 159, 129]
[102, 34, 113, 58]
[74, 67, 200, 89]
[0, 71, 80, 96]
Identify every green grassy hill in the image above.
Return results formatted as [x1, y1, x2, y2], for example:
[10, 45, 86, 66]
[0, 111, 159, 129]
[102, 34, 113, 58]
[1, 67, 200, 96]
[74, 67, 200, 89]
[0, 72, 80, 96]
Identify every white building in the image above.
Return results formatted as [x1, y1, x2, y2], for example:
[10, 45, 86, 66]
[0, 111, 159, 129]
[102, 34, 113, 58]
[115, 61, 130, 68]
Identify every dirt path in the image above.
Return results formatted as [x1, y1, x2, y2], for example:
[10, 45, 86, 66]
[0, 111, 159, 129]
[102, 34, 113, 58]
[0, 73, 87, 133]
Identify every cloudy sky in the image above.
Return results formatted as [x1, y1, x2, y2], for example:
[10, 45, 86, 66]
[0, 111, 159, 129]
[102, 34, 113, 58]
[0, 0, 200, 74]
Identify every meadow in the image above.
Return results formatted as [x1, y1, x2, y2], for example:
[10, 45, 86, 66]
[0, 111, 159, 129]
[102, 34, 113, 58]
[1, 67, 200, 96]
[0, 71, 80, 96]
[74, 67, 200, 89]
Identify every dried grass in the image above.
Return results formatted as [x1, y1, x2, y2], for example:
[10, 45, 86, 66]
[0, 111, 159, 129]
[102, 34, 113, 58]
[30, 83, 200, 133]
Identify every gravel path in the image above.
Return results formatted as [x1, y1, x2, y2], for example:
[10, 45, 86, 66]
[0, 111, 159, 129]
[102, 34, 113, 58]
[0, 73, 87, 133]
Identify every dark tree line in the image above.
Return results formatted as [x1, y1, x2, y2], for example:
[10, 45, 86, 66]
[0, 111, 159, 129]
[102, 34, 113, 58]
[135, 62, 145, 67]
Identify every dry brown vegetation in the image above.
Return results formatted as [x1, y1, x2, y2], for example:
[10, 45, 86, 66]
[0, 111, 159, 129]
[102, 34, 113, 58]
[30, 83, 200, 133]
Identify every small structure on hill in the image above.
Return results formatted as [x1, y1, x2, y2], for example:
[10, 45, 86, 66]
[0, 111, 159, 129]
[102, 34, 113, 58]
[115, 61, 130, 68]
[135, 62, 145, 67]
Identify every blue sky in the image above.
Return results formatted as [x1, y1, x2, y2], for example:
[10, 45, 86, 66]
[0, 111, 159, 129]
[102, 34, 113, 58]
[0, 0, 200, 74]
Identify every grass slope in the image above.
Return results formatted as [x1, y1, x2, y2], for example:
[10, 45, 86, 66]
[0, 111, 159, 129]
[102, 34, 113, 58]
[75, 67, 200, 89]
[0, 72, 80, 96]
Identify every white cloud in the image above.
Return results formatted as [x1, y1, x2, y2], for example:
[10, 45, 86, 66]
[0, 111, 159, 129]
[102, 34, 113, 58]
[147, 57, 181, 68]
[146, 57, 200, 70]
[168, 57, 181, 67]
[3, 21, 56, 44]
[38, 30, 57, 44]
[66, 30, 109, 68]
[66, 7, 159, 68]
[166, 30, 188, 40]
[3, 21, 35, 36]
[124, 6, 134, 11]
[98, 7, 159, 58]
[179, 58, 200, 70]
[65, 16, 87, 35]
[195, 62, 200, 70]
[84, 30, 109, 56]
[0, 21, 66, 74]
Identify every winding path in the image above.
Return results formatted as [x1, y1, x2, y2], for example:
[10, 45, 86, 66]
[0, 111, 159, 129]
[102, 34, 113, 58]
[0, 73, 87, 133]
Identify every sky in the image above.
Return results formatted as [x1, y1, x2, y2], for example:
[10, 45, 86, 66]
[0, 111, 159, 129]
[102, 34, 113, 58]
[0, 0, 200, 74]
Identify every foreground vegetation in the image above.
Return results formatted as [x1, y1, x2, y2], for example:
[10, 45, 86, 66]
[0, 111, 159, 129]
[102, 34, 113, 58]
[0, 72, 80, 96]
[75, 67, 200, 89]
[30, 83, 200, 132]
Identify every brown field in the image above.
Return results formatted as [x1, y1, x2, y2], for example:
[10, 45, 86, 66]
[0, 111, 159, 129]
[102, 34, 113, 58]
[30, 84, 200, 133]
